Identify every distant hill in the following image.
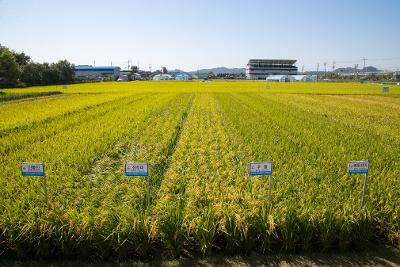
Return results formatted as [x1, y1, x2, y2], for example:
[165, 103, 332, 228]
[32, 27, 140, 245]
[168, 69, 186, 73]
[334, 66, 381, 73]
[184, 65, 382, 75]
[189, 67, 246, 75]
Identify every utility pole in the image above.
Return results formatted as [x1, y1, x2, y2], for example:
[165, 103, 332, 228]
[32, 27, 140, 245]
[354, 64, 358, 79]
[148, 64, 152, 80]
[93, 60, 95, 67]
[301, 65, 304, 74]
[362, 57, 367, 76]
[324, 62, 327, 78]
[332, 61, 336, 78]
[111, 61, 112, 66]
[317, 63, 319, 81]
[127, 60, 131, 70]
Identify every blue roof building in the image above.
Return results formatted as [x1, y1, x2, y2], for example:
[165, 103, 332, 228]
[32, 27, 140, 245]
[74, 65, 120, 79]
[175, 73, 192, 80]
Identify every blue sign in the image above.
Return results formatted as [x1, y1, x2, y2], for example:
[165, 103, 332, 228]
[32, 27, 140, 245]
[125, 163, 148, 176]
[249, 162, 272, 176]
[21, 162, 45, 176]
[347, 161, 369, 174]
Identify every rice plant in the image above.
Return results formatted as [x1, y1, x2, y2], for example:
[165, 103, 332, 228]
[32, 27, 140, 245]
[0, 81, 399, 258]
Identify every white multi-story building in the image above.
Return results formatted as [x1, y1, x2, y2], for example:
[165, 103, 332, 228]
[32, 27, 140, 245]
[246, 59, 298, 80]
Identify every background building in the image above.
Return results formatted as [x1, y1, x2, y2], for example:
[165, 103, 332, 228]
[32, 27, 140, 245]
[74, 65, 120, 80]
[174, 73, 192, 80]
[266, 75, 294, 82]
[153, 74, 173, 80]
[168, 71, 193, 80]
[118, 70, 142, 81]
[266, 74, 317, 82]
[292, 74, 317, 82]
[246, 59, 298, 80]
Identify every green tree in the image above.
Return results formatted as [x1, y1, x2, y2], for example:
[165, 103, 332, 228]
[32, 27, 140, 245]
[130, 65, 139, 73]
[21, 63, 44, 86]
[53, 60, 74, 83]
[0, 45, 75, 87]
[0, 46, 21, 88]
[40, 63, 59, 85]
[14, 52, 30, 66]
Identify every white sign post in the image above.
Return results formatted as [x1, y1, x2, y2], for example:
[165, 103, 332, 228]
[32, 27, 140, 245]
[249, 162, 273, 205]
[347, 160, 369, 208]
[125, 162, 150, 207]
[21, 162, 48, 206]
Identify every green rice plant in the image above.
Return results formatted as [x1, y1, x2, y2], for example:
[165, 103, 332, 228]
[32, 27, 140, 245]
[0, 81, 399, 258]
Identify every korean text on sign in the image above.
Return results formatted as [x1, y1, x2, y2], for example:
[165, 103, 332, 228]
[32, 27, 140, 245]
[125, 163, 148, 176]
[21, 162, 45, 176]
[347, 161, 369, 174]
[249, 162, 272, 176]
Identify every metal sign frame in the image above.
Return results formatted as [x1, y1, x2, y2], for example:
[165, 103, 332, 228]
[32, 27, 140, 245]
[21, 162, 45, 176]
[347, 160, 370, 208]
[347, 160, 369, 174]
[249, 162, 273, 176]
[21, 162, 48, 206]
[125, 162, 150, 207]
[249, 162, 273, 207]
[125, 162, 149, 176]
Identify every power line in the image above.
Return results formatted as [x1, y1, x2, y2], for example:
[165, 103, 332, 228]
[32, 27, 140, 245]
[299, 56, 400, 68]
[365, 57, 400, 61]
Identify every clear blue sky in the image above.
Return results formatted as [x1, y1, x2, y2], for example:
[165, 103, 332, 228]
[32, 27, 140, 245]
[1, 0, 399, 71]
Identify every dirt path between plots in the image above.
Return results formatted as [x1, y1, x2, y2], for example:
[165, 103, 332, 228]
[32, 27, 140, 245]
[1, 250, 399, 266]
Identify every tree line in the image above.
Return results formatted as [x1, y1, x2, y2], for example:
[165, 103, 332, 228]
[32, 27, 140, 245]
[324, 71, 400, 82]
[0, 44, 74, 88]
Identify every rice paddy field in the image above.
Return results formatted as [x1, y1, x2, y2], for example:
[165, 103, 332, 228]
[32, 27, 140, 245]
[0, 81, 399, 259]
